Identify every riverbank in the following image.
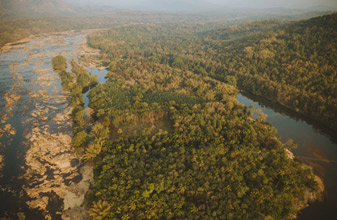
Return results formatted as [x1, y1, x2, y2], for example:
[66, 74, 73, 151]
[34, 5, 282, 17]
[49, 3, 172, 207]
[0, 28, 108, 54]
[0, 36, 34, 54]
[296, 175, 324, 213]
[249, 109, 325, 218]
[19, 34, 94, 219]
[243, 89, 337, 143]
[237, 93, 337, 219]
[239, 90, 337, 143]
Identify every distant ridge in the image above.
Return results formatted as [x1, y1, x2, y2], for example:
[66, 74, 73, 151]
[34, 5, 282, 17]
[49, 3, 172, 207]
[0, 0, 73, 16]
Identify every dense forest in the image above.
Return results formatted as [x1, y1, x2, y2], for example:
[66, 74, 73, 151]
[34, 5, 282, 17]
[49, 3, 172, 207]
[0, 13, 207, 48]
[59, 13, 337, 220]
[207, 13, 337, 132]
[88, 13, 337, 132]
[52, 55, 97, 150]
[48, 12, 337, 220]
[85, 72, 317, 219]
[0, 10, 330, 49]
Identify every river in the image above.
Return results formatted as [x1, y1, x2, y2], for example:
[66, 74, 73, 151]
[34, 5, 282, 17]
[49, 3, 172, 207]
[1, 33, 336, 219]
[83, 67, 108, 109]
[237, 93, 337, 220]
[0, 33, 94, 219]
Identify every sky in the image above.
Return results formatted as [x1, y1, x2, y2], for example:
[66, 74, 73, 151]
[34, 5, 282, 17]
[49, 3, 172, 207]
[65, 0, 337, 10]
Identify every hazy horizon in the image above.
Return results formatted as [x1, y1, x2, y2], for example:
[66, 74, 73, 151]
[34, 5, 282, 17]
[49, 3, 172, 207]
[65, 0, 337, 11]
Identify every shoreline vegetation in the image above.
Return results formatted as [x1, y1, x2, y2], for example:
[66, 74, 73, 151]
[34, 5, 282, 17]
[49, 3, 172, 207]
[82, 16, 328, 218]
[238, 90, 337, 143]
[1, 10, 333, 219]
[53, 15, 328, 217]
[0, 29, 106, 54]
[53, 47, 322, 219]
[52, 54, 99, 219]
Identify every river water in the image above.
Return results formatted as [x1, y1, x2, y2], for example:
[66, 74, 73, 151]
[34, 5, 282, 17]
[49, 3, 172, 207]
[0, 34, 88, 219]
[237, 93, 337, 220]
[83, 67, 108, 109]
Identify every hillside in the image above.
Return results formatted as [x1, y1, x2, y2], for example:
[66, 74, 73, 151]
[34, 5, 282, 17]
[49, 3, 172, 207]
[204, 13, 337, 132]
[0, 0, 73, 15]
[96, 13, 337, 132]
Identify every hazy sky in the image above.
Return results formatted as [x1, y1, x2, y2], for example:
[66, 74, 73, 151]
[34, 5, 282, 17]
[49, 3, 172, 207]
[66, 0, 337, 10]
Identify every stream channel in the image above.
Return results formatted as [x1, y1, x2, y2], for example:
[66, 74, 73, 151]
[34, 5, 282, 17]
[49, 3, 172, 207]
[83, 67, 108, 109]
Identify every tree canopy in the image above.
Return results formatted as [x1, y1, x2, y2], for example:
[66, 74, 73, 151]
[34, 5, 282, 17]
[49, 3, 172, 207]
[77, 14, 332, 219]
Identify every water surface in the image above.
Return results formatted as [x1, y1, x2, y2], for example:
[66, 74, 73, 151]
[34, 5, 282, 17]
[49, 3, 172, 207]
[0, 34, 87, 219]
[83, 67, 108, 109]
[237, 93, 337, 220]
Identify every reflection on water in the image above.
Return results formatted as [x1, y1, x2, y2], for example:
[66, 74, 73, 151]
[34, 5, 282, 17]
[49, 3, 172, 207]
[83, 67, 108, 109]
[237, 93, 337, 220]
[0, 34, 87, 219]
[87, 67, 108, 84]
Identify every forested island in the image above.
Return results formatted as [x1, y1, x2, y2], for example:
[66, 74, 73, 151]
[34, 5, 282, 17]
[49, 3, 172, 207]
[50, 13, 337, 220]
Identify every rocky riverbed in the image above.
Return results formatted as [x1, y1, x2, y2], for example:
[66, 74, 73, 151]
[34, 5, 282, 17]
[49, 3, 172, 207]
[0, 31, 99, 219]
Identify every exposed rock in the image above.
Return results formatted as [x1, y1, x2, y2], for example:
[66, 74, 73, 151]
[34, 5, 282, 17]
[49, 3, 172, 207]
[63, 163, 93, 210]
[0, 31, 99, 219]
[62, 162, 93, 220]
[3, 123, 16, 136]
[285, 148, 295, 160]
[0, 37, 33, 53]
